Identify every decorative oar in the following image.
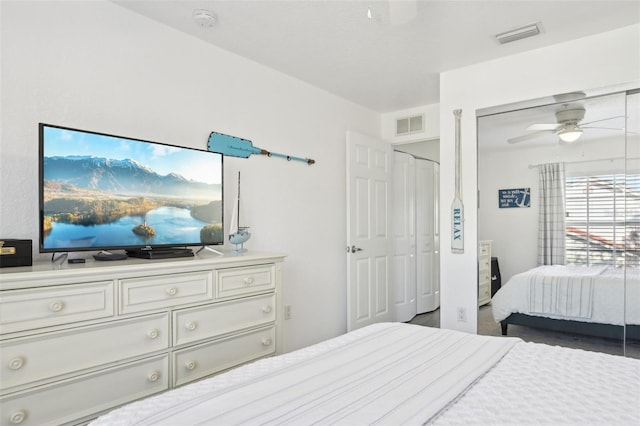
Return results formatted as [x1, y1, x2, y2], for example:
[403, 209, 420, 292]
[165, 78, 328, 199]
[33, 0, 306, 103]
[451, 109, 464, 254]
[208, 131, 315, 165]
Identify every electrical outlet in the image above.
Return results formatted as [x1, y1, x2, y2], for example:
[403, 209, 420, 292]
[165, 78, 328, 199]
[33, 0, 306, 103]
[284, 305, 292, 320]
[457, 307, 467, 322]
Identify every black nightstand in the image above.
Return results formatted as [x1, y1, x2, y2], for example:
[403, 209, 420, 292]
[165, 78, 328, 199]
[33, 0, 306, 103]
[491, 257, 502, 297]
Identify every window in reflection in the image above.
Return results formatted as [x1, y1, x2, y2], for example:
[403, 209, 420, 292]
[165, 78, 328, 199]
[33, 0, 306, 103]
[566, 173, 639, 267]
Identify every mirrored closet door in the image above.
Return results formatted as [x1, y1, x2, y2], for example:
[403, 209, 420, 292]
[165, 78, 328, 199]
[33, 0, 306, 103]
[625, 89, 639, 357]
[477, 83, 638, 358]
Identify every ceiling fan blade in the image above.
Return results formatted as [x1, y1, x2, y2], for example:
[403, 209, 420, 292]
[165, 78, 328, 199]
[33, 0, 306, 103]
[581, 126, 638, 134]
[389, 0, 417, 25]
[581, 126, 625, 131]
[526, 123, 561, 131]
[507, 129, 557, 144]
[580, 115, 625, 126]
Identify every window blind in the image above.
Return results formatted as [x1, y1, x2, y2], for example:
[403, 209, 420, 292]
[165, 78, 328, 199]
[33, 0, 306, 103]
[565, 173, 640, 267]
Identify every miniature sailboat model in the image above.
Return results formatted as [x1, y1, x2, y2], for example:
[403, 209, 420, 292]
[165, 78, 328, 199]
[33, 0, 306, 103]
[229, 171, 250, 254]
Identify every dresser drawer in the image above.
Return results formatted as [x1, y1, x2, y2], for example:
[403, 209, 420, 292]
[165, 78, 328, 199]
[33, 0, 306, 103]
[0, 313, 168, 392]
[479, 242, 491, 256]
[173, 326, 275, 386]
[215, 265, 275, 298]
[479, 256, 490, 271]
[479, 283, 491, 305]
[479, 270, 491, 286]
[0, 355, 168, 426]
[173, 294, 276, 346]
[0, 281, 114, 335]
[119, 271, 213, 314]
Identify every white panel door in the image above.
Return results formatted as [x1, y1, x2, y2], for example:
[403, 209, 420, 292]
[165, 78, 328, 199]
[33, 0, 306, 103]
[393, 152, 416, 322]
[346, 131, 394, 331]
[417, 160, 440, 313]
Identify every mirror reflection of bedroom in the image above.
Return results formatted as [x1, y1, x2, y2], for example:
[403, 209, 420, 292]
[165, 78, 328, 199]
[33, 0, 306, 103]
[477, 85, 639, 358]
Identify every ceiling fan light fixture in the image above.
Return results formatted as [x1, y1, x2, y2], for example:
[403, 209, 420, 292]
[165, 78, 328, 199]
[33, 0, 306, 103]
[495, 22, 541, 44]
[558, 124, 583, 143]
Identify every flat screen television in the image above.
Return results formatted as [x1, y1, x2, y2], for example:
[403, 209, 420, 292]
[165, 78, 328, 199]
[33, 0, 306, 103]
[39, 123, 223, 254]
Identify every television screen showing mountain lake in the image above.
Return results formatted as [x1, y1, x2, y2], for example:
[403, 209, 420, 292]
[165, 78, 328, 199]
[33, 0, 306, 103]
[43, 206, 214, 248]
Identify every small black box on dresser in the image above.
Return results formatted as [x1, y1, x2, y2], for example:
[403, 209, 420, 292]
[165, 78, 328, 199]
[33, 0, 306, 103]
[0, 239, 33, 268]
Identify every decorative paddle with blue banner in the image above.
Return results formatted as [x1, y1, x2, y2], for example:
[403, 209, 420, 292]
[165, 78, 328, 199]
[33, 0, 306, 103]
[208, 131, 315, 165]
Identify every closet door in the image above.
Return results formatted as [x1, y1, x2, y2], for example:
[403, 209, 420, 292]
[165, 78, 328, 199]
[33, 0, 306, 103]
[417, 160, 440, 313]
[393, 152, 417, 322]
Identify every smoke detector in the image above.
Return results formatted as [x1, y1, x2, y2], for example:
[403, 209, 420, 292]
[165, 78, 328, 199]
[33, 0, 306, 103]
[193, 9, 217, 28]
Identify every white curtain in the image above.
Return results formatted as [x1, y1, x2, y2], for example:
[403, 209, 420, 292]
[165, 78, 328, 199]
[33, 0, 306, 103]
[538, 163, 566, 265]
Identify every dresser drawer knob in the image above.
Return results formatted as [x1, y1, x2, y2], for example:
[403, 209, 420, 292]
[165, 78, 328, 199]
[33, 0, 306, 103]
[262, 305, 272, 314]
[166, 287, 178, 296]
[9, 411, 26, 424]
[49, 301, 64, 312]
[147, 329, 160, 339]
[243, 276, 255, 285]
[185, 360, 197, 371]
[147, 371, 160, 382]
[8, 357, 25, 370]
[262, 338, 272, 346]
[186, 322, 198, 331]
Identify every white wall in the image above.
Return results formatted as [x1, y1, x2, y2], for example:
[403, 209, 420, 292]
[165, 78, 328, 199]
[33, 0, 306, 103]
[395, 139, 440, 163]
[439, 24, 640, 333]
[0, 0, 380, 352]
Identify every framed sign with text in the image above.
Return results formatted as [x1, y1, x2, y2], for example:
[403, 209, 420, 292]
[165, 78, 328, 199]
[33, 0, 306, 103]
[499, 188, 530, 208]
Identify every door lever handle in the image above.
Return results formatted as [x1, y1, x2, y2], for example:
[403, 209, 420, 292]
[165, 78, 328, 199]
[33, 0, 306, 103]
[346, 245, 363, 254]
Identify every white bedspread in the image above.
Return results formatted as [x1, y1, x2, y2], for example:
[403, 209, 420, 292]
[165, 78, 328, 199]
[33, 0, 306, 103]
[493, 265, 640, 325]
[91, 323, 640, 426]
[528, 265, 606, 319]
[91, 323, 517, 426]
[432, 339, 640, 425]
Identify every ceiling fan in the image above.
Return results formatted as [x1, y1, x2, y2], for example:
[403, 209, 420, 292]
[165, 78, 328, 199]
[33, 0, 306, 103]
[507, 107, 625, 144]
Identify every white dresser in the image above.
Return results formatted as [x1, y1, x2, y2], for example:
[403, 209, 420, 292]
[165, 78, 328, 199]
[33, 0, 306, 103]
[478, 241, 492, 306]
[0, 251, 284, 426]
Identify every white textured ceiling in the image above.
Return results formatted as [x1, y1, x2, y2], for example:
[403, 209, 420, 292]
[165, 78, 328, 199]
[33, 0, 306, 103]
[112, 0, 640, 113]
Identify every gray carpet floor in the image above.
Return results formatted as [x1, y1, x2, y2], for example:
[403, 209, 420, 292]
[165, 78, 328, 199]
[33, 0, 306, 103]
[408, 304, 639, 359]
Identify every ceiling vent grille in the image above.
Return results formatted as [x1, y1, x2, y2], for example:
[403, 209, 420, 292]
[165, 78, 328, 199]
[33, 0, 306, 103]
[495, 22, 541, 44]
[396, 114, 424, 136]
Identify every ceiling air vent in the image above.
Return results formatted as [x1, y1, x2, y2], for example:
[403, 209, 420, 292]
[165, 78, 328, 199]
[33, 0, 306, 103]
[396, 114, 424, 136]
[495, 22, 541, 44]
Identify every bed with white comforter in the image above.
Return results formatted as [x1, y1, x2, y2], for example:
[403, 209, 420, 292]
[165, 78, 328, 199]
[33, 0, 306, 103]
[492, 265, 639, 330]
[91, 322, 640, 425]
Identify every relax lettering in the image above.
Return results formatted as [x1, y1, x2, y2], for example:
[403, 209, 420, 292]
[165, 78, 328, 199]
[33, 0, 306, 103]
[453, 208, 462, 240]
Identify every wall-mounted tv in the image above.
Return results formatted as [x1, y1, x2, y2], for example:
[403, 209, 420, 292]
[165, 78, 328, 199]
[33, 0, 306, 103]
[39, 123, 223, 253]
